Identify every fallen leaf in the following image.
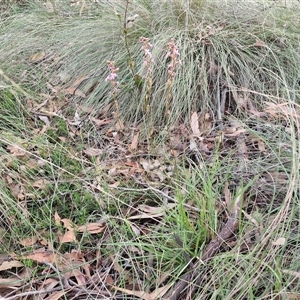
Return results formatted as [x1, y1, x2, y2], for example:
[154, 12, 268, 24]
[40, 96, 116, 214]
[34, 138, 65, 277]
[128, 213, 165, 220]
[77, 223, 106, 234]
[83, 148, 103, 157]
[0, 260, 24, 271]
[129, 130, 139, 151]
[129, 223, 141, 236]
[23, 249, 60, 264]
[65, 75, 87, 97]
[91, 117, 112, 127]
[19, 236, 38, 247]
[0, 277, 24, 287]
[224, 128, 247, 137]
[46, 290, 70, 300]
[138, 204, 176, 215]
[10, 183, 26, 200]
[140, 159, 151, 172]
[113, 282, 172, 300]
[60, 230, 77, 243]
[7, 144, 27, 157]
[61, 218, 74, 230]
[129, 203, 176, 220]
[32, 179, 49, 189]
[54, 211, 61, 227]
[190, 112, 200, 136]
[38, 115, 50, 125]
[30, 51, 46, 63]
[224, 182, 232, 208]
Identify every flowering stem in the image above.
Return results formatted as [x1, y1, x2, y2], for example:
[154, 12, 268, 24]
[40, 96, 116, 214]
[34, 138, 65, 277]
[106, 61, 122, 130]
[123, 0, 136, 78]
[165, 38, 182, 124]
[140, 37, 154, 122]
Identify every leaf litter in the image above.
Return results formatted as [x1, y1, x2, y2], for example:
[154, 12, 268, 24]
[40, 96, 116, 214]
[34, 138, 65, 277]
[1, 96, 293, 298]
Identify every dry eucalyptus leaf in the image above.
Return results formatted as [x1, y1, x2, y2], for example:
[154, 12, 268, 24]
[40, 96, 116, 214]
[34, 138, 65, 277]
[113, 282, 172, 300]
[19, 236, 38, 247]
[190, 111, 200, 136]
[77, 223, 106, 234]
[0, 260, 24, 271]
[38, 115, 50, 125]
[84, 148, 103, 157]
[130, 130, 139, 151]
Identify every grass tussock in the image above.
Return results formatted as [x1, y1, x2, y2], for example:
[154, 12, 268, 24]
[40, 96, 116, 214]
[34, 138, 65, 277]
[1, 0, 300, 299]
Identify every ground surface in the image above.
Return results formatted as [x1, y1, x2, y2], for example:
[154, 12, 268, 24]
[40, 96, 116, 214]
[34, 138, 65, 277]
[1, 1, 300, 299]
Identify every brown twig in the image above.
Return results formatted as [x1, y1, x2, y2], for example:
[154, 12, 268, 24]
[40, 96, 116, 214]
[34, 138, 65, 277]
[3, 287, 66, 300]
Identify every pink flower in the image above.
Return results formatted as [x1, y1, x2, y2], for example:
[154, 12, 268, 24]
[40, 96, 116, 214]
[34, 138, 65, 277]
[106, 61, 120, 92]
[106, 73, 118, 81]
[140, 36, 154, 75]
[166, 39, 181, 78]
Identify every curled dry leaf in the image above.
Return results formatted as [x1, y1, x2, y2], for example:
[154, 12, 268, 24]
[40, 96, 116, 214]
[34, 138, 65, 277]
[0, 277, 24, 287]
[140, 159, 151, 172]
[129, 130, 139, 151]
[223, 182, 232, 208]
[65, 75, 87, 98]
[91, 117, 112, 127]
[19, 236, 38, 247]
[0, 260, 24, 271]
[30, 51, 46, 63]
[129, 222, 141, 236]
[45, 290, 69, 300]
[190, 111, 201, 136]
[83, 148, 103, 157]
[38, 115, 50, 125]
[7, 144, 27, 157]
[77, 223, 106, 234]
[23, 249, 60, 264]
[113, 282, 173, 300]
[129, 203, 176, 220]
[32, 179, 50, 189]
[54, 211, 61, 227]
[59, 230, 77, 244]
[138, 204, 176, 214]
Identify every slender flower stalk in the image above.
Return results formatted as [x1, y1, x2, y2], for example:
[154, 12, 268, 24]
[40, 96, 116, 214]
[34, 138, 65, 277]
[165, 38, 182, 122]
[106, 61, 122, 129]
[122, 0, 137, 78]
[140, 37, 154, 118]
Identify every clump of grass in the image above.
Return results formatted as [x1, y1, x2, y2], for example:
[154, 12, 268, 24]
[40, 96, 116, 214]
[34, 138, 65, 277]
[0, 1, 298, 127]
[1, 1, 300, 299]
